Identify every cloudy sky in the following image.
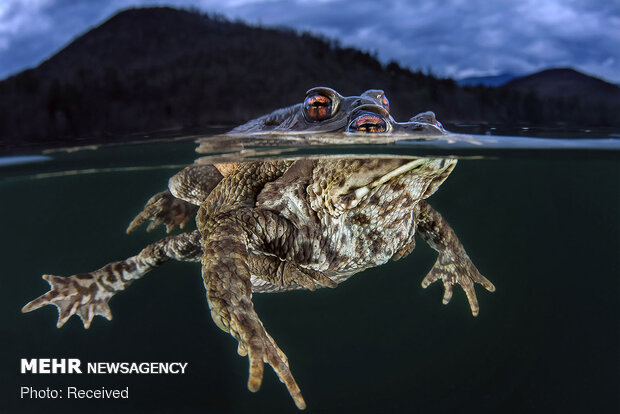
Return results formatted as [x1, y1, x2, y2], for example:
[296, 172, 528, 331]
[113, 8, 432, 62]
[1, 0, 619, 82]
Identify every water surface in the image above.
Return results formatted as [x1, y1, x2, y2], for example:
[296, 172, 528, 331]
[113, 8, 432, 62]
[2, 132, 618, 413]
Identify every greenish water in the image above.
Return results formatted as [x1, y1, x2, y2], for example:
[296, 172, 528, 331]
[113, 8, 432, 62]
[1, 135, 618, 413]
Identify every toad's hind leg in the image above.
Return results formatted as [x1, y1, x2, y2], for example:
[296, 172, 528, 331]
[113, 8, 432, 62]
[126, 190, 197, 234]
[414, 200, 495, 316]
[201, 214, 307, 410]
[127, 164, 224, 234]
[22, 231, 202, 328]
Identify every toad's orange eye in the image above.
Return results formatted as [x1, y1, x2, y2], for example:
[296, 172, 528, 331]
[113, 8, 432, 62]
[303, 93, 333, 121]
[381, 96, 390, 112]
[347, 112, 388, 133]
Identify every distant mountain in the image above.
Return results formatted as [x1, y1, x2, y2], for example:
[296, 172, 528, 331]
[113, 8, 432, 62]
[499, 68, 620, 125]
[457, 73, 516, 87]
[0, 7, 461, 149]
[504, 68, 620, 103]
[0, 8, 618, 151]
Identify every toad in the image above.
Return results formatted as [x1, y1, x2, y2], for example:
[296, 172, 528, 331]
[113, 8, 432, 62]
[23, 88, 493, 409]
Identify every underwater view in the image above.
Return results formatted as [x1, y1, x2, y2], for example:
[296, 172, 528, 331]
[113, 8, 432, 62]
[1, 128, 618, 413]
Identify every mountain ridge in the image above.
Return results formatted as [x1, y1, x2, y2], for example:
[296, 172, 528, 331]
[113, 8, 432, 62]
[0, 7, 617, 151]
[457, 73, 517, 87]
[503, 67, 620, 102]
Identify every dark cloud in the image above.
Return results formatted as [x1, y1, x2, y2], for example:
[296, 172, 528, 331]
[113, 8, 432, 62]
[0, 0, 120, 76]
[0, 0, 618, 82]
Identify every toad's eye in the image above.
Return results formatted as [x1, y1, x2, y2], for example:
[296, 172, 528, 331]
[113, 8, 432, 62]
[303, 87, 342, 122]
[303, 93, 334, 121]
[381, 95, 390, 112]
[347, 112, 388, 133]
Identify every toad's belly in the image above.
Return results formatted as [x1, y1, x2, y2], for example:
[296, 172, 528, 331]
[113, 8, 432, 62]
[250, 208, 417, 292]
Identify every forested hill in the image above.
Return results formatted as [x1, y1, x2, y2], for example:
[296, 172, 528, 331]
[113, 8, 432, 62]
[1, 7, 618, 150]
[504, 68, 620, 102]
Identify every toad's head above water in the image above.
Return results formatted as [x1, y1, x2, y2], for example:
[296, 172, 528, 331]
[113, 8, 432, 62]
[229, 87, 446, 135]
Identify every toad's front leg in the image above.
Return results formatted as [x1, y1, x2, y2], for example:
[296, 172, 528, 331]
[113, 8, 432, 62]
[22, 231, 202, 328]
[127, 164, 225, 234]
[126, 190, 196, 234]
[201, 212, 313, 410]
[414, 200, 495, 316]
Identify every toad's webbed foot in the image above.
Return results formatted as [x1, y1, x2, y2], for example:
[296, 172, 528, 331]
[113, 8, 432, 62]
[202, 209, 309, 409]
[23, 231, 202, 328]
[127, 190, 196, 234]
[22, 273, 115, 328]
[421, 251, 495, 316]
[228, 307, 305, 410]
[415, 200, 494, 316]
[206, 268, 307, 409]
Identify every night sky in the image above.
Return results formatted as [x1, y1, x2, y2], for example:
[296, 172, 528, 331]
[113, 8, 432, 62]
[1, 0, 619, 83]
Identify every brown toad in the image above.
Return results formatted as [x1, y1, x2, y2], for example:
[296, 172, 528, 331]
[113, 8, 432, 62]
[22, 88, 494, 410]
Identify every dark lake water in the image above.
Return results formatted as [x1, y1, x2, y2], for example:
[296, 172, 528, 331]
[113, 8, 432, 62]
[1, 132, 618, 413]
